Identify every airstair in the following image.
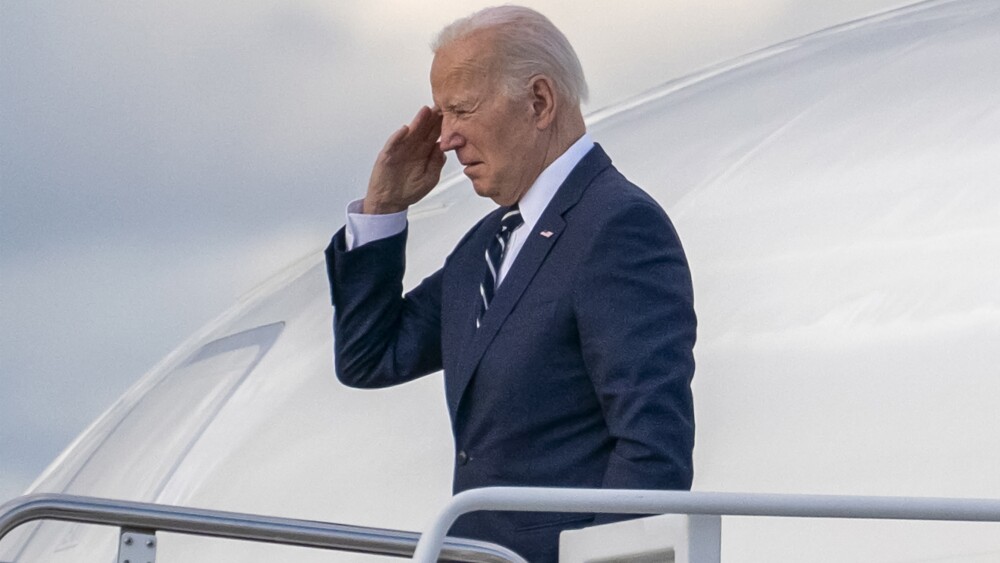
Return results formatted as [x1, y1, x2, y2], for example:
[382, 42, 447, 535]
[3, 488, 999, 562]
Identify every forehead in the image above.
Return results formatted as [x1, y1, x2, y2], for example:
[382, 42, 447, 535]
[430, 33, 500, 95]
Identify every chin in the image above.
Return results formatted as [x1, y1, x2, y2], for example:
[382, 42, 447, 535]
[469, 179, 514, 206]
[470, 180, 494, 199]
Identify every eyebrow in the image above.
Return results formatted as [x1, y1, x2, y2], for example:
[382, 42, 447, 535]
[443, 96, 481, 113]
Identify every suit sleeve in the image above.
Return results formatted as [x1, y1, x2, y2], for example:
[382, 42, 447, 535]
[573, 199, 697, 499]
[325, 226, 444, 388]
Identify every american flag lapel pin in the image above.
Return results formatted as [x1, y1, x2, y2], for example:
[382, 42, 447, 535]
[539, 230, 554, 238]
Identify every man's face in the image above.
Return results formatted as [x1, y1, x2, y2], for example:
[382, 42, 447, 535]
[430, 33, 544, 206]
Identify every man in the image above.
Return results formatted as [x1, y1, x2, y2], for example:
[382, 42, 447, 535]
[326, 6, 696, 561]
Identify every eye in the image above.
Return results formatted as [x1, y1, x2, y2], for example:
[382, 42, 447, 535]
[444, 102, 475, 119]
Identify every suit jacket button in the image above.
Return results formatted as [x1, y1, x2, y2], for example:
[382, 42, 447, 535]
[457, 450, 469, 465]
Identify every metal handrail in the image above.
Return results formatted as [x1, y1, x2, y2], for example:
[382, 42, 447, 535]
[412, 487, 1000, 562]
[0, 493, 526, 562]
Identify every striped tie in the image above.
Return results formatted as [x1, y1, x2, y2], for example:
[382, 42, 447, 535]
[478, 206, 523, 328]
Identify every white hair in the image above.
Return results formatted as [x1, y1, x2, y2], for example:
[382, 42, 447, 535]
[432, 5, 589, 105]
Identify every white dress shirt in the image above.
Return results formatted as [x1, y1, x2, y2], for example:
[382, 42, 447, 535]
[344, 133, 595, 287]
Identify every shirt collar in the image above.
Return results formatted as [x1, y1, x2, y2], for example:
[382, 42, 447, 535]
[516, 132, 595, 228]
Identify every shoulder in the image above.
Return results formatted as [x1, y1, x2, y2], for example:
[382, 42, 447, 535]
[574, 162, 675, 234]
[564, 160, 690, 286]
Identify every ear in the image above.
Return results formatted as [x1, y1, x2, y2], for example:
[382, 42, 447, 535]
[528, 74, 557, 130]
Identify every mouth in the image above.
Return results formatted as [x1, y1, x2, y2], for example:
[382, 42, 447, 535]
[462, 161, 482, 174]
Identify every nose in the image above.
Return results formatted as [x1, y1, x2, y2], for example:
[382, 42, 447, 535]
[438, 115, 465, 152]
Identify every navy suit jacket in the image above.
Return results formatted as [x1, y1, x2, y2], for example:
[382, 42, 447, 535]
[325, 145, 696, 561]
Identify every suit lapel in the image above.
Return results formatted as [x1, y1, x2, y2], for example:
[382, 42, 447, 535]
[446, 144, 613, 414]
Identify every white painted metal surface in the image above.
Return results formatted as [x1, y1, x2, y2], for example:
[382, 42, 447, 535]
[116, 529, 157, 563]
[2, 0, 998, 561]
[560, 513, 721, 563]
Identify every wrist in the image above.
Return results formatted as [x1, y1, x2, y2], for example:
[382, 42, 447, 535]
[363, 196, 408, 215]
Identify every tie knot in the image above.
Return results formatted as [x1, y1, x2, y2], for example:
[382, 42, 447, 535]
[500, 206, 523, 234]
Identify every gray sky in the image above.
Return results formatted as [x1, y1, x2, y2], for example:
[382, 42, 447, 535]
[0, 0, 907, 504]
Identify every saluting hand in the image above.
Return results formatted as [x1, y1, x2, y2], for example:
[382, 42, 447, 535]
[363, 106, 446, 214]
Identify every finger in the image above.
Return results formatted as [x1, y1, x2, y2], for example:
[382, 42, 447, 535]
[424, 110, 443, 143]
[381, 124, 409, 152]
[414, 106, 445, 142]
[408, 106, 432, 136]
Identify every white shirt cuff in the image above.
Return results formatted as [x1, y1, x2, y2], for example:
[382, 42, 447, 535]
[344, 199, 408, 250]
